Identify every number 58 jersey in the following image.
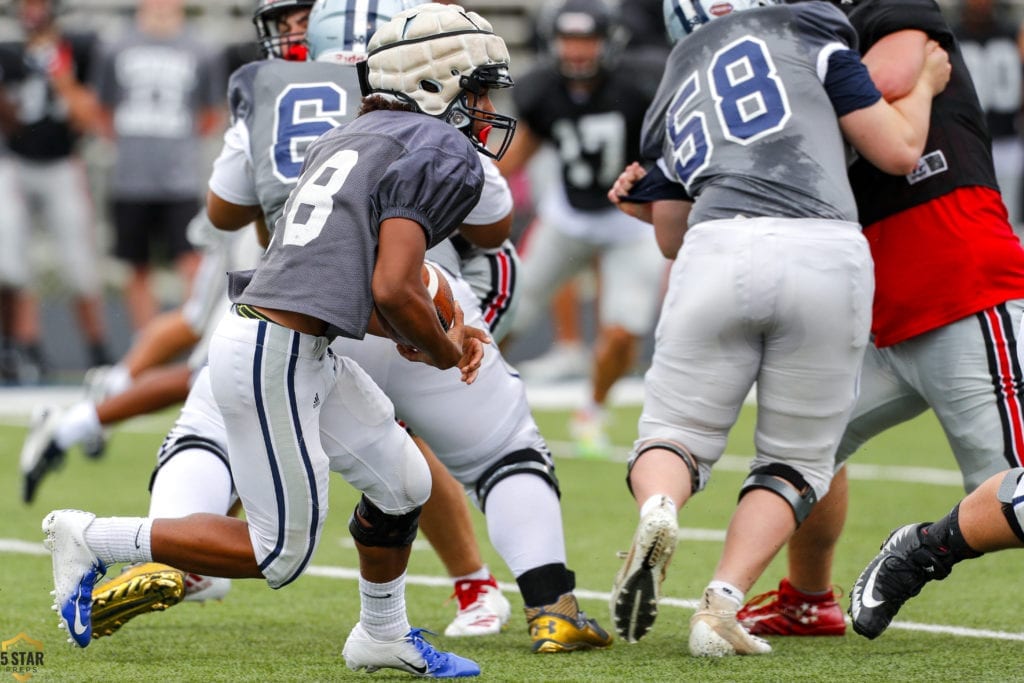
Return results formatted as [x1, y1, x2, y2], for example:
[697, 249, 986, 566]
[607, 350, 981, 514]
[642, 2, 867, 225]
[217, 59, 362, 233]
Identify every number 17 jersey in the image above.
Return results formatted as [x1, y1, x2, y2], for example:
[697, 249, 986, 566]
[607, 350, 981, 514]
[642, 2, 869, 225]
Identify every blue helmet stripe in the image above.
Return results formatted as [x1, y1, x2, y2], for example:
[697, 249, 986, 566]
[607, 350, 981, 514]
[687, 0, 710, 33]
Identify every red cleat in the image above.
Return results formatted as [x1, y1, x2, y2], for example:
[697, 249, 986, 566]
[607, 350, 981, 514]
[737, 577, 846, 636]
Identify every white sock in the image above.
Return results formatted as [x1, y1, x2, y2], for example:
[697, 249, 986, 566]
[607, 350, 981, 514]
[485, 475, 567, 577]
[452, 566, 491, 583]
[84, 517, 153, 566]
[708, 580, 744, 607]
[54, 401, 101, 450]
[359, 573, 410, 641]
[149, 449, 234, 518]
[640, 494, 676, 519]
[106, 363, 133, 397]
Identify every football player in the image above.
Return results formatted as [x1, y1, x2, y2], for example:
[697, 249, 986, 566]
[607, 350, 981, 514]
[606, 0, 948, 657]
[0, 0, 111, 381]
[737, 0, 1024, 639]
[497, 0, 668, 459]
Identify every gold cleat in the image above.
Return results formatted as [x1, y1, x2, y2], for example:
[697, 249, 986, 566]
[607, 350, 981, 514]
[525, 592, 613, 653]
[91, 562, 186, 639]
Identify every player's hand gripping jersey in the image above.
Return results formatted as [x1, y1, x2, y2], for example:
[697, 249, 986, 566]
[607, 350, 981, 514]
[640, 1, 883, 224]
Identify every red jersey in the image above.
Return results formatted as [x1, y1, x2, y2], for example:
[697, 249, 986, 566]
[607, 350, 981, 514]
[866, 186, 1024, 347]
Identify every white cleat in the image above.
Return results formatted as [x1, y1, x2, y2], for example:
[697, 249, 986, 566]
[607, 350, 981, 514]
[183, 573, 232, 602]
[689, 588, 772, 657]
[444, 577, 511, 637]
[42, 509, 107, 648]
[342, 623, 480, 678]
[609, 495, 678, 642]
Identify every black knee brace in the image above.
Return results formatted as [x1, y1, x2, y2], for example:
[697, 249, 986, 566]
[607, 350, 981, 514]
[627, 440, 700, 496]
[739, 463, 817, 526]
[474, 448, 560, 513]
[348, 494, 421, 548]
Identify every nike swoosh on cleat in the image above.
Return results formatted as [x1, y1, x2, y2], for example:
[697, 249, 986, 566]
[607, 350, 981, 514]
[397, 657, 427, 674]
[859, 561, 885, 610]
[72, 592, 89, 637]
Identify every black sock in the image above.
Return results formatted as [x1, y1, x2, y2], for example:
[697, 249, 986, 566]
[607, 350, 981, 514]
[922, 504, 982, 563]
[517, 564, 575, 608]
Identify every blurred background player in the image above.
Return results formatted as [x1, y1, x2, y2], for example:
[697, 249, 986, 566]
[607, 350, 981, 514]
[738, 0, 1024, 639]
[0, 0, 111, 382]
[954, 0, 1024, 232]
[91, 0, 226, 331]
[607, 0, 948, 657]
[497, 0, 667, 459]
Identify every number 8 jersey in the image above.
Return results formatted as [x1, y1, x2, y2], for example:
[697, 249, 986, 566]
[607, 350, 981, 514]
[212, 59, 362, 234]
[641, 2, 872, 225]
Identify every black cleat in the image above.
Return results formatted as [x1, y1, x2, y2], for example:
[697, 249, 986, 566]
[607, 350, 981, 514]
[849, 523, 953, 639]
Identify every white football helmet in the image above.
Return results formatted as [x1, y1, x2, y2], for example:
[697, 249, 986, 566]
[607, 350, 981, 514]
[253, 0, 316, 60]
[359, 3, 516, 160]
[663, 0, 778, 44]
[306, 0, 428, 65]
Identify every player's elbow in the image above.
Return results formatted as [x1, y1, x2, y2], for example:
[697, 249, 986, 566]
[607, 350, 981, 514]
[872, 147, 921, 176]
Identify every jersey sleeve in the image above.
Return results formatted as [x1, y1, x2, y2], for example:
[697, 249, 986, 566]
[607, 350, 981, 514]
[226, 63, 257, 125]
[791, 1, 860, 53]
[372, 136, 484, 248]
[208, 119, 258, 206]
[462, 154, 512, 226]
[849, 0, 955, 52]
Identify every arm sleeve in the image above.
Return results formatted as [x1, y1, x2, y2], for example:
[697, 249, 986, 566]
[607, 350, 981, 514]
[207, 119, 258, 206]
[823, 48, 883, 116]
[624, 162, 693, 203]
[372, 139, 484, 247]
[462, 154, 512, 225]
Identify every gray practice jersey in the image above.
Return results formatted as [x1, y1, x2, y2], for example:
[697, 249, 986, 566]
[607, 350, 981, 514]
[92, 27, 224, 200]
[228, 59, 361, 232]
[641, 2, 862, 224]
[231, 110, 484, 339]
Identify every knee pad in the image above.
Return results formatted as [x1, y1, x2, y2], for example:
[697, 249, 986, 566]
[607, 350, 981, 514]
[348, 494, 421, 548]
[739, 463, 818, 526]
[996, 467, 1024, 544]
[475, 448, 560, 513]
[628, 440, 700, 496]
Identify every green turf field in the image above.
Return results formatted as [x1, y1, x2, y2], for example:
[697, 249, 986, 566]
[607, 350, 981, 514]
[2, 402, 1022, 682]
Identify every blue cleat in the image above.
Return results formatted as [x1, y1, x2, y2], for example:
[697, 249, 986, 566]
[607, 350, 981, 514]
[42, 509, 107, 648]
[343, 623, 480, 677]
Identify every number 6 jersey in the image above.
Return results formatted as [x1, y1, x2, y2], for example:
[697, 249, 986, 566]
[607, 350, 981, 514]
[641, 1, 879, 226]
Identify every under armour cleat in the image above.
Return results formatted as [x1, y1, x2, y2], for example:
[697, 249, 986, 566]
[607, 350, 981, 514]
[849, 523, 953, 640]
[21, 406, 67, 504]
[609, 495, 678, 642]
[737, 577, 846, 636]
[525, 592, 613, 653]
[444, 576, 511, 637]
[689, 588, 772, 657]
[183, 573, 232, 602]
[342, 623, 480, 677]
[42, 510, 107, 648]
[91, 562, 185, 639]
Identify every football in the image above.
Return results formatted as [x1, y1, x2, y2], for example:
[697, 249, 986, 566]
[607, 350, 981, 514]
[423, 261, 456, 331]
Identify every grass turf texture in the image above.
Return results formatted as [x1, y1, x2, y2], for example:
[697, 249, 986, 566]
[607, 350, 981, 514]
[2, 404, 1023, 681]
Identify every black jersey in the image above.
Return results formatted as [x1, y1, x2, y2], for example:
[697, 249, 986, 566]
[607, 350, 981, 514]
[0, 32, 96, 160]
[843, 0, 999, 226]
[512, 50, 664, 212]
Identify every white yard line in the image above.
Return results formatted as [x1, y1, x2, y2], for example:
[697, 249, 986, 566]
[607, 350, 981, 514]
[3, 538, 1020, 642]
